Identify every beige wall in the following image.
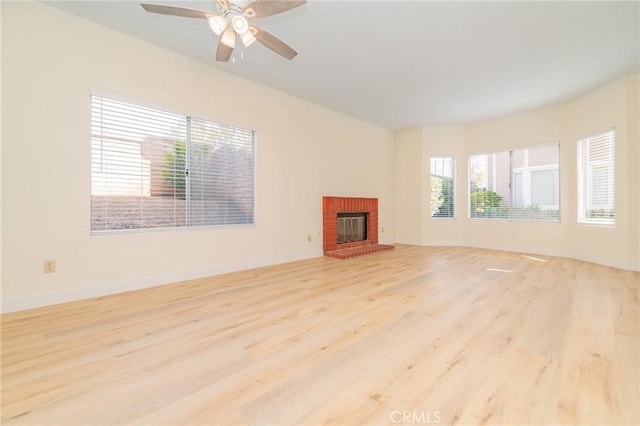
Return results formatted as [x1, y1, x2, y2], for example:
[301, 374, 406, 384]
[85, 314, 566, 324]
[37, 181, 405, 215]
[1, 2, 395, 311]
[394, 127, 423, 245]
[0, 1, 3, 303]
[633, 77, 640, 266]
[396, 74, 640, 271]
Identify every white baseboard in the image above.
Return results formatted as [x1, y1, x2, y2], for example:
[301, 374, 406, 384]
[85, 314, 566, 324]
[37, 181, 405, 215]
[409, 239, 639, 271]
[1, 250, 323, 314]
[394, 238, 424, 246]
[457, 241, 640, 272]
[421, 239, 466, 247]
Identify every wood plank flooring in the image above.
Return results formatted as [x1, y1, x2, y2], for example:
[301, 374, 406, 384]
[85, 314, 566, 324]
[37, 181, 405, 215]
[1, 245, 638, 425]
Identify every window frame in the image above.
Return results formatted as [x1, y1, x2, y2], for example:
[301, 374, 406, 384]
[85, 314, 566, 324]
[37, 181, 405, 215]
[577, 129, 615, 226]
[90, 95, 256, 234]
[468, 142, 561, 222]
[429, 156, 456, 219]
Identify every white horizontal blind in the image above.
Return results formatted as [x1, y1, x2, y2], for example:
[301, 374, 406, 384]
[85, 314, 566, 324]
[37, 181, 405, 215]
[188, 117, 255, 226]
[430, 157, 455, 218]
[91, 96, 255, 233]
[577, 130, 615, 225]
[469, 142, 560, 221]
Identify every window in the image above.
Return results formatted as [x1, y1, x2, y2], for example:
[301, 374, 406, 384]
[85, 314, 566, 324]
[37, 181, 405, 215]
[469, 142, 560, 221]
[577, 130, 615, 225]
[430, 157, 455, 218]
[91, 96, 255, 233]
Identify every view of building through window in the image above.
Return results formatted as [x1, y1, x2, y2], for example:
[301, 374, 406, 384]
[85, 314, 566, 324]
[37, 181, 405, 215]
[469, 142, 560, 221]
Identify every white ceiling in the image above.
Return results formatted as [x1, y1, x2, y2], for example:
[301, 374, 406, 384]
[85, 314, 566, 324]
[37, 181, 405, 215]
[48, 0, 640, 130]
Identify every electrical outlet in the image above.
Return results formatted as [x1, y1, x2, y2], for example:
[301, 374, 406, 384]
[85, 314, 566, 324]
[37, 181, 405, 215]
[307, 234, 312, 242]
[43, 260, 56, 273]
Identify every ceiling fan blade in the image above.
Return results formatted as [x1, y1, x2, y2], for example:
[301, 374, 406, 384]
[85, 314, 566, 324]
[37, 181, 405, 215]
[252, 26, 297, 60]
[140, 3, 213, 19]
[242, 1, 306, 18]
[216, 40, 234, 62]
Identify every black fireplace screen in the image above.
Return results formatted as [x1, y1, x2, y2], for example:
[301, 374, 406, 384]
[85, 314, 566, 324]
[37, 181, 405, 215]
[337, 213, 367, 244]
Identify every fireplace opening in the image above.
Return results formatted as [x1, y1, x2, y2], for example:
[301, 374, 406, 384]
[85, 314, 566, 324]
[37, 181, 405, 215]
[337, 212, 368, 244]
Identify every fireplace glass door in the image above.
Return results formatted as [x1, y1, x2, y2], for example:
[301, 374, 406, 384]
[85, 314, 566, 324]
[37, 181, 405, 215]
[337, 213, 367, 244]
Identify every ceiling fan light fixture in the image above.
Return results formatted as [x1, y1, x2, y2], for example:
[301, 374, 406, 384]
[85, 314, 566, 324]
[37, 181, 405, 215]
[220, 27, 236, 48]
[208, 15, 227, 35]
[240, 30, 256, 47]
[231, 15, 249, 34]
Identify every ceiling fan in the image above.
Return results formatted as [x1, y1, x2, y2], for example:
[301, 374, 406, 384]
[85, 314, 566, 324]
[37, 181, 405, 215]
[141, 0, 305, 62]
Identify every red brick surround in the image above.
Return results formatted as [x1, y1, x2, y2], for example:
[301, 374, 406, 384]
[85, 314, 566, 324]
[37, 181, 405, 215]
[323, 197, 393, 259]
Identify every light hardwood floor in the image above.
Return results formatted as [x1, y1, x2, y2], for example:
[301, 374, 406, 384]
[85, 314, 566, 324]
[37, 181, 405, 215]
[1, 245, 638, 425]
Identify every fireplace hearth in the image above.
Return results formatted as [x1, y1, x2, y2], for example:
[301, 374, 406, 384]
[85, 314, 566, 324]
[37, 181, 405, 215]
[323, 196, 394, 259]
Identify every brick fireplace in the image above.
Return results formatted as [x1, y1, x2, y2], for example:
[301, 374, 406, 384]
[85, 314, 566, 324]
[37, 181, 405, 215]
[323, 196, 394, 259]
